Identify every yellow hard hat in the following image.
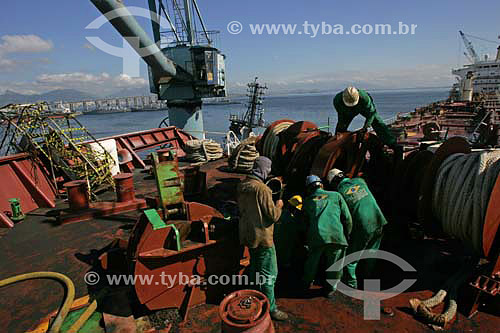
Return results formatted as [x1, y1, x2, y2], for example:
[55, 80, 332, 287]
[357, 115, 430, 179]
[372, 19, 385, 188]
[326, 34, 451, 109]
[288, 195, 303, 210]
[342, 86, 360, 107]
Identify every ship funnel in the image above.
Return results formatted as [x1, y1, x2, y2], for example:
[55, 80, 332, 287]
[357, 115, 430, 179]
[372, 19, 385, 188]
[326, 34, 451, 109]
[90, 0, 177, 79]
[496, 46, 500, 62]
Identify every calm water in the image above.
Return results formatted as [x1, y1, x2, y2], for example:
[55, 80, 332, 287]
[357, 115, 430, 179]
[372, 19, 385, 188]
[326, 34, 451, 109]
[77, 89, 449, 141]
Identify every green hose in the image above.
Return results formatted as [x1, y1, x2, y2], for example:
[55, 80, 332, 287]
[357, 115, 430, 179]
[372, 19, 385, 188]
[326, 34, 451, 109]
[0, 272, 75, 333]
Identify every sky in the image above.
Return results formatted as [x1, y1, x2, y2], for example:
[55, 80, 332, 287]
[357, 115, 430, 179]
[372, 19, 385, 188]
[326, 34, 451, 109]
[0, 0, 499, 96]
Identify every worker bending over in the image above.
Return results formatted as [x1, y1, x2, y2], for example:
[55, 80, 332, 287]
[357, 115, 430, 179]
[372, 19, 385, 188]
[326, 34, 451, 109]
[302, 175, 352, 297]
[327, 168, 388, 289]
[334, 86, 398, 149]
[237, 156, 288, 321]
[274, 195, 304, 269]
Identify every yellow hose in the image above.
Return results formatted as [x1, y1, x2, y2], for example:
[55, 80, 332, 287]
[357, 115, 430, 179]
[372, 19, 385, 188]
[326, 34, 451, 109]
[67, 299, 97, 333]
[0, 272, 75, 333]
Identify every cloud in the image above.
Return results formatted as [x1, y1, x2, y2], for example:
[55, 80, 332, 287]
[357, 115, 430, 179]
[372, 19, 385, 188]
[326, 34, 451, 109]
[8, 72, 147, 95]
[0, 34, 53, 70]
[0, 35, 53, 54]
[36, 72, 147, 89]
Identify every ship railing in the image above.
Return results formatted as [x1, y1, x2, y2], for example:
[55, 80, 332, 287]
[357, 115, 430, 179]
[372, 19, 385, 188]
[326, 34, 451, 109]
[384, 111, 413, 125]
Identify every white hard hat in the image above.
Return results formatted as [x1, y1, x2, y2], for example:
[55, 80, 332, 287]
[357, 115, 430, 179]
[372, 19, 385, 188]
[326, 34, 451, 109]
[327, 168, 344, 183]
[342, 86, 359, 107]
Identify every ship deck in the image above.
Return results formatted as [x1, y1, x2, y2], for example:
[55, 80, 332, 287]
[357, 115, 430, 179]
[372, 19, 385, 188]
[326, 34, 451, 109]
[0, 158, 498, 332]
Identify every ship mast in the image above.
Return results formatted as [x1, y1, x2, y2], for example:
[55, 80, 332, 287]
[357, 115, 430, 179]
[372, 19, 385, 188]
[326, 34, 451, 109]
[229, 77, 267, 139]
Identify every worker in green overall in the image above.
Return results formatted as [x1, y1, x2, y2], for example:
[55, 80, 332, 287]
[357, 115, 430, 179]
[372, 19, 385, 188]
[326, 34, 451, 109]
[302, 175, 352, 298]
[237, 156, 288, 321]
[334, 86, 398, 148]
[327, 168, 388, 289]
[274, 195, 304, 269]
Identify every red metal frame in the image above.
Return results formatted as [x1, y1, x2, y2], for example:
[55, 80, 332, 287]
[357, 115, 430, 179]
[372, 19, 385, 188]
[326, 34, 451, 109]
[96, 127, 194, 170]
[129, 202, 248, 320]
[0, 153, 56, 217]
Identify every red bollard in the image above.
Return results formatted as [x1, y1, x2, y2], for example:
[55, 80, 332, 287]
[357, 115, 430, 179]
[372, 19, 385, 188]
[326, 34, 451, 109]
[64, 180, 89, 210]
[219, 290, 274, 333]
[114, 173, 135, 203]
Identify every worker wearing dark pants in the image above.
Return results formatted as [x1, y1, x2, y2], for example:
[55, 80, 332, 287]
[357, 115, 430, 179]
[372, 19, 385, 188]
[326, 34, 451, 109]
[237, 156, 288, 321]
[327, 168, 388, 289]
[302, 175, 352, 297]
[334, 86, 398, 148]
[274, 195, 304, 269]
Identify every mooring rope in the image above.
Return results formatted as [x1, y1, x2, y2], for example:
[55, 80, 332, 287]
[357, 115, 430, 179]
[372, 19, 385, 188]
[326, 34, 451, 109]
[185, 139, 224, 162]
[262, 122, 293, 160]
[410, 152, 500, 329]
[432, 150, 500, 255]
[228, 136, 260, 172]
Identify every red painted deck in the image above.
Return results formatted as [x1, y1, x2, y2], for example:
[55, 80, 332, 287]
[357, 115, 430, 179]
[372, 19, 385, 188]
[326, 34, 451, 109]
[0, 158, 498, 332]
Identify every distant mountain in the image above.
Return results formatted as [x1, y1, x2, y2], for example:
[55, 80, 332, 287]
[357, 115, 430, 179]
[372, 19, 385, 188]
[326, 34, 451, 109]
[106, 87, 151, 98]
[0, 89, 96, 106]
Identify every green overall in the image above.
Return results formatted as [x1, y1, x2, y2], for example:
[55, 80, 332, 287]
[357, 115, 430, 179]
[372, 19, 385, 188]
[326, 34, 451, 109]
[303, 188, 352, 291]
[248, 246, 278, 312]
[337, 177, 388, 288]
[274, 208, 303, 268]
[333, 89, 397, 147]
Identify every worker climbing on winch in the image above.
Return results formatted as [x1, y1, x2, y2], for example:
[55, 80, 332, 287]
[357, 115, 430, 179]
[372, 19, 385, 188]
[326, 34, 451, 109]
[237, 156, 289, 321]
[274, 195, 305, 270]
[334, 86, 401, 153]
[326, 168, 388, 289]
[302, 175, 352, 298]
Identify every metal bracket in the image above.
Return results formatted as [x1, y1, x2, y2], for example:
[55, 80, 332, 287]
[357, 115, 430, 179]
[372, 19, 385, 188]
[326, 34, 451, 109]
[144, 208, 182, 251]
[144, 209, 167, 230]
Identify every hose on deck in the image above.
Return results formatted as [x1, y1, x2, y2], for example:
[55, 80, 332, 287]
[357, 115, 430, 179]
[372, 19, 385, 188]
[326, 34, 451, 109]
[0, 272, 75, 333]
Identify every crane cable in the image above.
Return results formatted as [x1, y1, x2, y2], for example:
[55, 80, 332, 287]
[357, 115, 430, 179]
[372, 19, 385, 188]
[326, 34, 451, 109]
[262, 122, 293, 160]
[432, 150, 500, 255]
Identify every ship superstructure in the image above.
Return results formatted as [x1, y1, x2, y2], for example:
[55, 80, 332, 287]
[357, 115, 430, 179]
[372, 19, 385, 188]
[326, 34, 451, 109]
[452, 31, 500, 100]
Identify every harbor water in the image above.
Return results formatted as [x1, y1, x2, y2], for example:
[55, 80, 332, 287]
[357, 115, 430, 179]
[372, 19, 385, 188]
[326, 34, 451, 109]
[77, 89, 449, 141]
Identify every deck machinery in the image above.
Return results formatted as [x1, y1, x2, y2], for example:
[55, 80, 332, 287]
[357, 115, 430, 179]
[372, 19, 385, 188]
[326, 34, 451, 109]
[90, 0, 226, 137]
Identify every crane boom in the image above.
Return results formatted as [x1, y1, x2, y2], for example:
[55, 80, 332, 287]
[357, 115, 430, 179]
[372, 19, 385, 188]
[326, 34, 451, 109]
[460, 30, 479, 63]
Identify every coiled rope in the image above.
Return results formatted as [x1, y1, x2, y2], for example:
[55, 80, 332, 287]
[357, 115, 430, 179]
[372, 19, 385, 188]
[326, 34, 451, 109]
[228, 136, 259, 173]
[185, 139, 224, 163]
[262, 122, 293, 160]
[410, 151, 500, 329]
[432, 150, 500, 255]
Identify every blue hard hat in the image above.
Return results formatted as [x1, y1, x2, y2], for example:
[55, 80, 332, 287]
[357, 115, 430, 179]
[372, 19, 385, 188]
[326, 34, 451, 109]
[305, 175, 322, 187]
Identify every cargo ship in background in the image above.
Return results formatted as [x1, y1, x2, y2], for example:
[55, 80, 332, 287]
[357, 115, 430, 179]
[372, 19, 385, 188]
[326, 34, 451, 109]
[389, 31, 500, 147]
[0, 1, 499, 333]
